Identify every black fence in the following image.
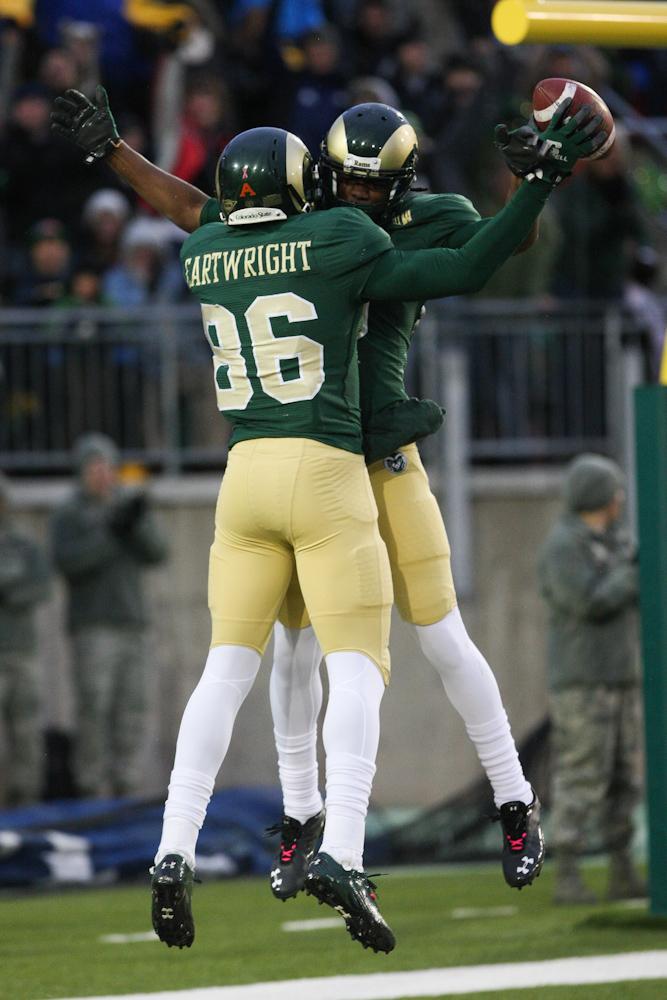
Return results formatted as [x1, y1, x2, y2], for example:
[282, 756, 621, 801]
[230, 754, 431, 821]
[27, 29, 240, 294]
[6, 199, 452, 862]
[0, 301, 653, 473]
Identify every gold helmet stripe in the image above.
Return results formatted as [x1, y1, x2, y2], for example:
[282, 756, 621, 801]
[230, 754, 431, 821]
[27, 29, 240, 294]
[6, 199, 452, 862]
[378, 122, 418, 170]
[285, 130, 311, 211]
[325, 114, 349, 166]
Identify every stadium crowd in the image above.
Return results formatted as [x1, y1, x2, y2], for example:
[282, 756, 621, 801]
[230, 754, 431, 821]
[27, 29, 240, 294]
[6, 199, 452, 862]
[0, 0, 664, 316]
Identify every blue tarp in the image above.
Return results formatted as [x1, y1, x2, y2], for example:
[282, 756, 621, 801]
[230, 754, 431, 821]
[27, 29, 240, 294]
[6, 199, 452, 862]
[0, 787, 285, 887]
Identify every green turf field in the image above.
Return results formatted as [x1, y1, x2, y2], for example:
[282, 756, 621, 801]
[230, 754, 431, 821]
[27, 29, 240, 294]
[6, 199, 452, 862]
[2, 861, 664, 1000]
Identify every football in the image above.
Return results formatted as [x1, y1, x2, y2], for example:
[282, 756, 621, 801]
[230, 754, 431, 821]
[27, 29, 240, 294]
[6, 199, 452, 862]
[532, 78, 615, 160]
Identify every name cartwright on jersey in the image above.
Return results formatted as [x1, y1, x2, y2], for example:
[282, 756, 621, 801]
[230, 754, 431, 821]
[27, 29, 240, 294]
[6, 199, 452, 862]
[184, 239, 312, 288]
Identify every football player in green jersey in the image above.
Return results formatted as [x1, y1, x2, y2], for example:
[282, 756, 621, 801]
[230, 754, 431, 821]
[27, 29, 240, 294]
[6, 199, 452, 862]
[260, 103, 605, 901]
[269, 105, 557, 900]
[51, 90, 606, 947]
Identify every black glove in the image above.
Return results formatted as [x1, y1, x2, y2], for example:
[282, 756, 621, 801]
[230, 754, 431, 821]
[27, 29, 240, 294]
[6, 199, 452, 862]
[50, 86, 120, 164]
[494, 98, 608, 187]
[494, 123, 542, 178]
[108, 491, 148, 536]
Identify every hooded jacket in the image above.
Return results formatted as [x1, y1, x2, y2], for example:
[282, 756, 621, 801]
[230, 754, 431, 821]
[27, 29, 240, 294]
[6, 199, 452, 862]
[537, 454, 639, 690]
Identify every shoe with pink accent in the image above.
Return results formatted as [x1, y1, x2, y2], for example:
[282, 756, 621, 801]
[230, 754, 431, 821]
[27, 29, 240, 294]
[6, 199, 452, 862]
[496, 791, 544, 889]
[266, 810, 325, 900]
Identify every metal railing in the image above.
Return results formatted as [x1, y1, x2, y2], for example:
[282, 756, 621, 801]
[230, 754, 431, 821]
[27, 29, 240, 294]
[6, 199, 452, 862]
[415, 299, 650, 593]
[0, 301, 652, 476]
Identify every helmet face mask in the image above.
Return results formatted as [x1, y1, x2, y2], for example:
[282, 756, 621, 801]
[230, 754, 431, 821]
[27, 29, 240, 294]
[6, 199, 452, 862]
[319, 103, 419, 221]
[216, 127, 315, 225]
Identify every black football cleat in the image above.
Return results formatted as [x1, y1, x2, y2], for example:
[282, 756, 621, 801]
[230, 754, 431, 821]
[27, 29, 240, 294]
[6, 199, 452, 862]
[266, 810, 325, 900]
[305, 852, 395, 953]
[496, 791, 545, 889]
[150, 853, 196, 948]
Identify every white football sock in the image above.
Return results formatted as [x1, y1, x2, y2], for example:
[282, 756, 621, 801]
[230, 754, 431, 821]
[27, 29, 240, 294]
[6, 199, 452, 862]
[155, 644, 262, 867]
[414, 607, 532, 808]
[270, 624, 324, 823]
[319, 651, 384, 871]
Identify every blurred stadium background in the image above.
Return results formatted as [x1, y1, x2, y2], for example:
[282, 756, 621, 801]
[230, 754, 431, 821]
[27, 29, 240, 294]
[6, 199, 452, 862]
[0, 0, 666, 996]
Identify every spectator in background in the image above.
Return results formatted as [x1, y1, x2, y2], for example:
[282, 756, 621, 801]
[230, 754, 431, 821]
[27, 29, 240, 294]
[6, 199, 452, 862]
[81, 188, 131, 273]
[33, 0, 172, 122]
[550, 134, 645, 300]
[538, 454, 645, 904]
[38, 47, 81, 99]
[279, 25, 348, 156]
[0, 472, 51, 806]
[168, 75, 236, 194]
[0, 81, 99, 249]
[428, 55, 499, 200]
[51, 434, 168, 799]
[231, 0, 325, 44]
[57, 263, 107, 308]
[227, 0, 325, 129]
[102, 217, 185, 306]
[386, 25, 444, 138]
[12, 218, 73, 306]
[519, 43, 610, 107]
[350, 0, 404, 79]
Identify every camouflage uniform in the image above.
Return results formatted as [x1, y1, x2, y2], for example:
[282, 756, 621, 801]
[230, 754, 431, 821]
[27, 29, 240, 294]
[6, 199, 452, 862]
[51, 436, 168, 798]
[0, 474, 51, 804]
[538, 454, 643, 901]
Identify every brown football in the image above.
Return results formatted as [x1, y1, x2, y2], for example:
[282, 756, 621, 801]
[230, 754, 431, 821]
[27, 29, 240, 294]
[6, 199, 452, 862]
[532, 78, 615, 160]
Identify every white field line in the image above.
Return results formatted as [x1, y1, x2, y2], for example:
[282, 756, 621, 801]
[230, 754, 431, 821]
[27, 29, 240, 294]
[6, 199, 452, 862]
[55, 949, 667, 1000]
[450, 906, 517, 920]
[99, 932, 160, 944]
[282, 917, 344, 931]
[280, 907, 519, 930]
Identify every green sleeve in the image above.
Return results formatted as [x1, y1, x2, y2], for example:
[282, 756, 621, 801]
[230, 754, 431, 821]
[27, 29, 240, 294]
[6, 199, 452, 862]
[199, 198, 221, 227]
[362, 181, 551, 301]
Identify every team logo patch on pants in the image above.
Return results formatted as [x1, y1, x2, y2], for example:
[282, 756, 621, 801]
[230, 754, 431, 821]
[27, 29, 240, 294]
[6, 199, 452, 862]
[383, 451, 408, 474]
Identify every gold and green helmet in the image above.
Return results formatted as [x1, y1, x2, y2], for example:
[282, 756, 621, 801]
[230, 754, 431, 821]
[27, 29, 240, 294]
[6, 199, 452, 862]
[319, 103, 419, 219]
[215, 127, 315, 225]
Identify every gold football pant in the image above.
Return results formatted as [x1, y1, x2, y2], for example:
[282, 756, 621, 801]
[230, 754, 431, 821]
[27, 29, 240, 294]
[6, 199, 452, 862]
[209, 438, 392, 681]
[278, 442, 456, 630]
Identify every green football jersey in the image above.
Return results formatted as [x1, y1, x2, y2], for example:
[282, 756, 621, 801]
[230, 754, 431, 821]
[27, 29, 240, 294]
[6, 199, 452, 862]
[182, 206, 391, 454]
[193, 185, 549, 453]
[202, 192, 493, 439]
[359, 191, 487, 422]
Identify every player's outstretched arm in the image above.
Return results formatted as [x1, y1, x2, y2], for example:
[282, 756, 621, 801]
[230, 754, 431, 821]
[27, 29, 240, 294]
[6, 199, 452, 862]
[106, 143, 209, 233]
[364, 100, 607, 302]
[51, 87, 209, 234]
[505, 174, 538, 252]
[363, 178, 551, 300]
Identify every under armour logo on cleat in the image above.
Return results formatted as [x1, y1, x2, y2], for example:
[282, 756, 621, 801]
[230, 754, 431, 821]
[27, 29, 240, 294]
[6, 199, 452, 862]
[162, 860, 177, 869]
[270, 868, 283, 889]
[161, 907, 174, 919]
[517, 856, 534, 875]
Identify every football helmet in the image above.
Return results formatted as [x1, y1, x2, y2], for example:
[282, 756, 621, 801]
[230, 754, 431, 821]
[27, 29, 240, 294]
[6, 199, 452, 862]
[319, 103, 418, 220]
[216, 127, 315, 225]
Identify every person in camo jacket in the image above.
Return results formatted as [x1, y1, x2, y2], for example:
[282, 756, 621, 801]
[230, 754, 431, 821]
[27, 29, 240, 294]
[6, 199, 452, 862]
[51, 434, 168, 799]
[0, 473, 51, 805]
[538, 453, 646, 905]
